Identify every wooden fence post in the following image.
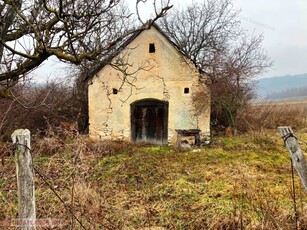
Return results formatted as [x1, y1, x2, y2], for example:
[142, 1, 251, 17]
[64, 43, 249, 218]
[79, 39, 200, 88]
[11, 129, 36, 230]
[278, 126, 307, 191]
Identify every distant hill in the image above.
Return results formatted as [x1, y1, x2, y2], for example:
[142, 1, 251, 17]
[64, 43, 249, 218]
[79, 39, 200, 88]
[256, 73, 307, 101]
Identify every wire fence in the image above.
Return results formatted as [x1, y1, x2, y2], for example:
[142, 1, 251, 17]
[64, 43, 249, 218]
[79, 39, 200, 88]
[2, 128, 307, 229]
[11, 141, 89, 229]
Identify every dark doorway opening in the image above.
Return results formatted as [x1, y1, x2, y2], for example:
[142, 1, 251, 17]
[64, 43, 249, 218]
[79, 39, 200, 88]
[131, 99, 168, 145]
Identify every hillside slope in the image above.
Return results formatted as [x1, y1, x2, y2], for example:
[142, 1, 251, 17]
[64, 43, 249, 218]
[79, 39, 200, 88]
[257, 73, 307, 99]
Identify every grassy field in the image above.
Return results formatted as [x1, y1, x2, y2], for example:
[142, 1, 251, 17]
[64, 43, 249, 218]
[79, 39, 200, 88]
[1, 132, 307, 229]
[238, 100, 307, 133]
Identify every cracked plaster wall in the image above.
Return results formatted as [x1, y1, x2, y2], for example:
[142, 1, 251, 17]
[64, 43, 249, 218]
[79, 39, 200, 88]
[88, 26, 210, 143]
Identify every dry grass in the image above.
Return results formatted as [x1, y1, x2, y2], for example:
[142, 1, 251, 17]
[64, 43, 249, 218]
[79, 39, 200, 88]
[238, 100, 307, 134]
[1, 100, 307, 228]
[1, 132, 307, 229]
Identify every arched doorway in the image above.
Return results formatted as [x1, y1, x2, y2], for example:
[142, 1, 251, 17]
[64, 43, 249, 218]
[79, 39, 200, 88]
[131, 99, 168, 144]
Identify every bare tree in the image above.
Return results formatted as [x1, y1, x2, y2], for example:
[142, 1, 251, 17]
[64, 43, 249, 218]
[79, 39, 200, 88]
[0, 0, 172, 87]
[160, 0, 272, 132]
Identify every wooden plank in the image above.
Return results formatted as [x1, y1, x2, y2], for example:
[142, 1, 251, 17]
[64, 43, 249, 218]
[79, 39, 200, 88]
[278, 126, 307, 191]
[11, 129, 36, 230]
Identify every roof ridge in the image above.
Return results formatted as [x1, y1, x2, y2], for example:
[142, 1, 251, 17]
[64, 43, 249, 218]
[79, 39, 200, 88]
[84, 22, 201, 82]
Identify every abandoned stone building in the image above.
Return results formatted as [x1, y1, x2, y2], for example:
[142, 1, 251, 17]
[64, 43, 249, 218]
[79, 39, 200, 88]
[86, 24, 210, 145]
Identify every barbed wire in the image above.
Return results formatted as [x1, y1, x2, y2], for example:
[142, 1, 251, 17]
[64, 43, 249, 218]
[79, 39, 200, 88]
[33, 166, 87, 230]
[11, 139, 116, 230]
[279, 130, 301, 229]
[281, 132, 307, 149]
[12, 142, 87, 230]
[9, 131, 307, 230]
[290, 129, 307, 147]
[297, 137, 307, 147]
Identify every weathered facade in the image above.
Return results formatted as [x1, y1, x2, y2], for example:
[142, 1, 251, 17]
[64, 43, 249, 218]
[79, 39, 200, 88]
[87, 24, 210, 145]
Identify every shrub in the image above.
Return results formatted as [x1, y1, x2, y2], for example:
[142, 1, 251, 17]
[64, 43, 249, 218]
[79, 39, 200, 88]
[0, 77, 88, 140]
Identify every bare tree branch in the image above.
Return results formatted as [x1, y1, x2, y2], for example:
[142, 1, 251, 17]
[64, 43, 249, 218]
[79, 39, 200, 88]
[0, 0, 172, 84]
[160, 0, 272, 131]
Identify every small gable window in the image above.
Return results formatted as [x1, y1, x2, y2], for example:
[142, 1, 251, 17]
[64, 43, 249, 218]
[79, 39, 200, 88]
[184, 87, 190, 94]
[149, 43, 155, 53]
[113, 88, 118, 95]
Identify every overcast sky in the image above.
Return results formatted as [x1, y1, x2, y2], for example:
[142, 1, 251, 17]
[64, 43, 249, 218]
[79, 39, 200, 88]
[233, 0, 307, 77]
[133, 0, 307, 77]
[34, 0, 307, 81]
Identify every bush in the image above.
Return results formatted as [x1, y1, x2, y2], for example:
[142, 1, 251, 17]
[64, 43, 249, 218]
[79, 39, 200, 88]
[0, 77, 88, 140]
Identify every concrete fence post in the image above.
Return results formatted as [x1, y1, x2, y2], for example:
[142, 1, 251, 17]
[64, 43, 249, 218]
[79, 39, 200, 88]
[278, 126, 307, 191]
[11, 129, 36, 230]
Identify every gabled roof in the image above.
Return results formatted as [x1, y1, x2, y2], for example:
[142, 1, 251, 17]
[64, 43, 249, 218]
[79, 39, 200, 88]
[84, 23, 201, 82]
